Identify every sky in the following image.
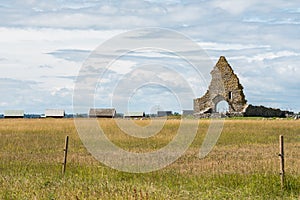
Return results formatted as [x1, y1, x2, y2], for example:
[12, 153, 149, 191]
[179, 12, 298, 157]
[0, 0, 299, 114]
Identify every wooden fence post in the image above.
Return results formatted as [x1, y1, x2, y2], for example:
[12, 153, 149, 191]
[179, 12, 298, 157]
[278, 135, 285, 190]
[62, 135, 69, 175]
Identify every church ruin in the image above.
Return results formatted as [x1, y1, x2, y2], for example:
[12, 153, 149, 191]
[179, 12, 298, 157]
[194, 56, 247, 116]
[193, 56, 291, 118]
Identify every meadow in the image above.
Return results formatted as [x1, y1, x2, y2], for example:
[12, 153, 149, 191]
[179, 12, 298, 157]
[0, 118, 299, 199]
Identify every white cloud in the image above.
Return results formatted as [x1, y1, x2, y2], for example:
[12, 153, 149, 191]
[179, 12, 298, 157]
[250, 51, 300, 62]
[0, 27, 123, 80]
[109, 60, 137, 74]
[0, 1, 300, 112]
[199, 42, 270, 51]
[0, 102, 8, 106]
[244, 17, 300, 25]
[211, 0, 259, 15]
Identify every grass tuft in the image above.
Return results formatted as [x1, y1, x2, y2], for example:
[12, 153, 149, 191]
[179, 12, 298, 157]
[0, 118, 299, 199]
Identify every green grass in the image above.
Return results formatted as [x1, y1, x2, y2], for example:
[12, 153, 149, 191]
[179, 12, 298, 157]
[0, 118, 299, 199]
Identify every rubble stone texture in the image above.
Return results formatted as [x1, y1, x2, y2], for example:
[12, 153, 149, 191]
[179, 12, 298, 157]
[194, 56, 247, 114]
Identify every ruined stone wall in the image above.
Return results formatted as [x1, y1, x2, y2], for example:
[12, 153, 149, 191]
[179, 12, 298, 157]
[193, 91, 212, 113]
[193, 56, 293, 118]
[243, 105, 286, 118]
[194, 56, 247, 114]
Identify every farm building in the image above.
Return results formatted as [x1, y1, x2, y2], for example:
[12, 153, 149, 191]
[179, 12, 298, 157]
[45, 109, 65, 118]
[157, 111, 172, 117]
[89, 108, 116, 118]
[182, 110, 194, 117]
[123, 112, 145, 118]
[4, 110, 24, 118]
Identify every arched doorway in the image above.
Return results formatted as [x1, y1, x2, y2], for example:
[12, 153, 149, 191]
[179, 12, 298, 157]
[216, 100, 229, 113]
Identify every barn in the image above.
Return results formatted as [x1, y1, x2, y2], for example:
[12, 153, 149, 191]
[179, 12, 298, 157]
[89, 108, 116, 118]
[4, 110, 24, 118]
[157, 111, 172, 117]
[182, 110, 194, 117]
[123, 112, 145, 119]
[45, 109, 65, 118]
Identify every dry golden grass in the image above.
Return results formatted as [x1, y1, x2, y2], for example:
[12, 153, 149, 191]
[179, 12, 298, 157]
[0, 118, 299, 199]
[1, 118, 299, 172]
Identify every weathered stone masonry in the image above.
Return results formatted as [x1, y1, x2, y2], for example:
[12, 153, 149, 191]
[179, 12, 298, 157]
[193, 56, 292, 118]
[194, 56, 247, 114]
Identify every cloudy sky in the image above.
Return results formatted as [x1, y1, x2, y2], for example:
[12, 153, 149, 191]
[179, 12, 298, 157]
[0, 0, 299, 114]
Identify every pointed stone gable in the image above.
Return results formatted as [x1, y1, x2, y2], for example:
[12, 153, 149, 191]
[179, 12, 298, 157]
[194, 56, 247, 114]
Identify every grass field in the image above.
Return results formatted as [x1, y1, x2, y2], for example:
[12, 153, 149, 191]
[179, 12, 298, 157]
[0, 118, 299, 199]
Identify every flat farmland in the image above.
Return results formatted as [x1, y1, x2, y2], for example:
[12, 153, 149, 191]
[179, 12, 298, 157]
[0, 118, 299, 199]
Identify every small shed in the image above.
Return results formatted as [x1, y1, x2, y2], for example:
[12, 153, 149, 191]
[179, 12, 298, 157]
[89, 108, 116, 118]
[4, 110, 24, 118]
[45, 109, 65, 118]
[182, 110, 194, 117]
[157, 111, 172, 117]
[123, 112, 145, 118]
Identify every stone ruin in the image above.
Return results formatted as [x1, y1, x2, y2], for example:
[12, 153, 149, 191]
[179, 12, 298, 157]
[194, 56, 247, 117]
[193, 56, 292, 118]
